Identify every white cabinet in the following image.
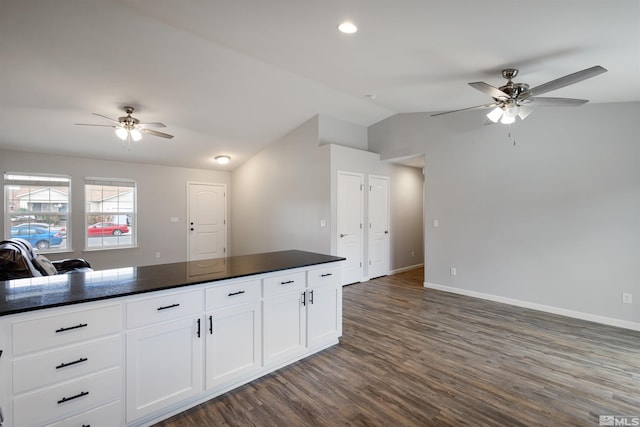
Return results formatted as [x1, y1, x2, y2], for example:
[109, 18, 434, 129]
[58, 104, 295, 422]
[263, 266, 342, 368]
[125, 289, 203, 423]
[306, 266, 342, 349]
[205, 279, 262, 390]
[0, 258, 343, 427]
[262, 271, 307, 366]
[3, 302, 123, 427]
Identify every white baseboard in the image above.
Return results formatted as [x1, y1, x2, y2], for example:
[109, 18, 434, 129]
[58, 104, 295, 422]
[424, 282, 640, 332]
[390, 263, 424, 275]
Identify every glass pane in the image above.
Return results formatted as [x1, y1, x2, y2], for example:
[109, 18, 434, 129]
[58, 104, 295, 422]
[86, 215, 133, 248]
[6, 182, 69, 252]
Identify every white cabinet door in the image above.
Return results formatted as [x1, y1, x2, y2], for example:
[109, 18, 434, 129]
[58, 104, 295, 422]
[125, 316, 203, 423]
[206, 301, 261, 390]
[263, 291, 306, 366]
[307, 286, 341, 349]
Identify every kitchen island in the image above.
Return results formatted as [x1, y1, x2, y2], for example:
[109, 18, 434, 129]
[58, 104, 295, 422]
[0, 250, 344, 427]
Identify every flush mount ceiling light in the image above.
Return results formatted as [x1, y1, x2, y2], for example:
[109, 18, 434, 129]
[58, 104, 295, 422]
[215, 155, 231, 165]
[337, 21, 357, 34]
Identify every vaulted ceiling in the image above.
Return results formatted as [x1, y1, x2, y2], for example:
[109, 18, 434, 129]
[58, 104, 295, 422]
[1, 0, 638, 169]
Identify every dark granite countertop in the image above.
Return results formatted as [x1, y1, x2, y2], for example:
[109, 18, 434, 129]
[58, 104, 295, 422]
[0, 250, 345, 317]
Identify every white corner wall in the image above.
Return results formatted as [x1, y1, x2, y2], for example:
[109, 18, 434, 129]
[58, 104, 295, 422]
[368, 102, 640, 329]
[230, 116, 332, 256]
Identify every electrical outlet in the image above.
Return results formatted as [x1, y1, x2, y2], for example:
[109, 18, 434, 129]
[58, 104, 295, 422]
[155, 252, 161, 259]
[622, 293, 632, 304]
[450, 267, 456, 276]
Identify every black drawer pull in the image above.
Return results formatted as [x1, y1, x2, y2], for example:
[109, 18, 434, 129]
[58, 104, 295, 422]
[228, 290, 246, 297]
[157, 303, 180, 311]
[197, 318, 201, 338]
[57, 390, 89, 404]
[56, 357, 88, 369]
[321, 273, 333, 277]
[209, 315, 213, 334]
[55, 323, 88, 333]
[310, 290, 314, 304]
[83, 425, 91, 427]
[280, 280, 295, 285]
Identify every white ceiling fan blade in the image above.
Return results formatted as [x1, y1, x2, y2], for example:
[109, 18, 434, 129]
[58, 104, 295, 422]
[75, 123, 116, 127]
[431, 102, 499, 117]
[138, 122, 167, 128]
[528, 97, 589, 106]
[468, 82, 510, 99]
[528, 65, 607, 97]
[91, 112, 120, 123]
[142, 128, 174, 139]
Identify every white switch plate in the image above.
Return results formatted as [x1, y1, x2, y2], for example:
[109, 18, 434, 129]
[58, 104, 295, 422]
[433, 219, 439, 228]
[622, 293, 632, 304]
[320, 219, 326, 227]
[450, 267, 456, 276]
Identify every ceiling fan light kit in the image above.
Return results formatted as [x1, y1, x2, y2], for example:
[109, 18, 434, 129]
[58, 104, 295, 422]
[432, 65, 608, 125]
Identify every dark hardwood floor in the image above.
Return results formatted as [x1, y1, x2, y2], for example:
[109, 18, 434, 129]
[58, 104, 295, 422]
[154, 268, 640, 426]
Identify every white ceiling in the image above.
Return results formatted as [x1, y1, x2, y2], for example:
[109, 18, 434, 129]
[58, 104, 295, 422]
[1, 0, 638, 170]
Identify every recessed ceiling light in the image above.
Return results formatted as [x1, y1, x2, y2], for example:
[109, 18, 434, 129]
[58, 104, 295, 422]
[338, 21, 357, 34]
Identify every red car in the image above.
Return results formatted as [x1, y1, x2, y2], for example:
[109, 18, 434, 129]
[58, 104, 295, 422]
[87, 222, 129, 236]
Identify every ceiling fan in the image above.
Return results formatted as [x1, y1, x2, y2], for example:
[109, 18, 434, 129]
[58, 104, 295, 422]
[76, 106, 174, 144]
[431, 65, 607, 124]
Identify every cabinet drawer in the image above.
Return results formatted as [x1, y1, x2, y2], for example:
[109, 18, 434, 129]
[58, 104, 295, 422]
[13, 336, 121, 394]
[12, 304, 122, 356]
[46, 400, 122, 427]
[206, 279, 261, 310]
[307, 266, 340, 288]
[126, 289, 202, 329]
[13, 367, 121, 427]
[263, 271, 306, 298]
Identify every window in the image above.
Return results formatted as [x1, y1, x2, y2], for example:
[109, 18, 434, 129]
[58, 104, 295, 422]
[4, 173, 71, 253]
[85, 178, 136, 249]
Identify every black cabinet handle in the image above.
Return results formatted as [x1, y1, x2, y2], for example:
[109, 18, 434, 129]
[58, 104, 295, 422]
[228, 290, 245, 297]
[157, 303, 180, 311]
[321, 273, 333, 277]
[57, 391, 89, 404]
[56, 357, 88, 369]
[55, 323, 88, 333]
[310, 290, 314, 305]
[281, 280, 295, 285]
[302, 291, 306, 306]
[197, 318, 201, 338]
[209, 315, 213, 335]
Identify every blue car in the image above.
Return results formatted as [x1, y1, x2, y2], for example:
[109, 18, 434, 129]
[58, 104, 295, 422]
[10, 227, 63, 250]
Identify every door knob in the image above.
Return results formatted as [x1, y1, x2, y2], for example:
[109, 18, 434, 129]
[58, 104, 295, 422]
[384, 230, 389, 234]
[340, 233, 347, 238]
[190, 228, 194, 231]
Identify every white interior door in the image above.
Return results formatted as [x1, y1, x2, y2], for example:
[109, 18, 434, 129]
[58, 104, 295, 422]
[188, 183, 226, 261]
[337, 171, 363, 285]
[368, 175, 390, 279]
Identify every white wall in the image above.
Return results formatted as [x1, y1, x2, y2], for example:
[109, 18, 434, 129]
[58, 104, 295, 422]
[0, 149, 230, 270]
[368, 102, 640, 328]
[230, 116, 332, 255]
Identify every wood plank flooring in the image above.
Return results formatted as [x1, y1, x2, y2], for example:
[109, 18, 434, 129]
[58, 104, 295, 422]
[154, 268, 640, 426]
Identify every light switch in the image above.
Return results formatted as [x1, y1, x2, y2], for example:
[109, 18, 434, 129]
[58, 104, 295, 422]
[433, 219, 439, 228]
[320, 219, 327, 228]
